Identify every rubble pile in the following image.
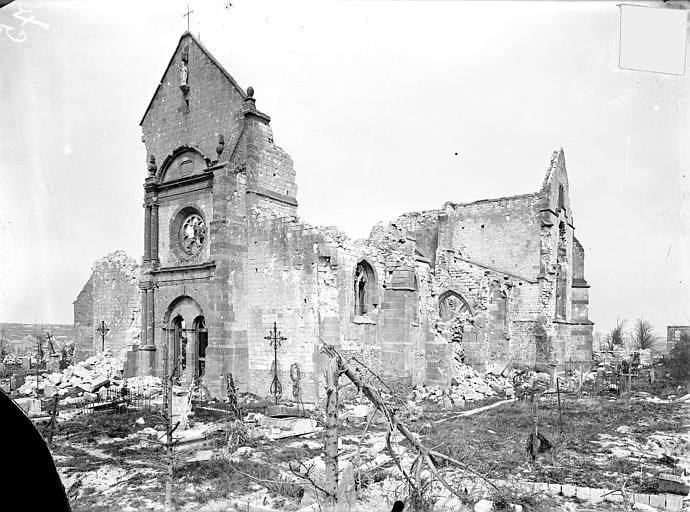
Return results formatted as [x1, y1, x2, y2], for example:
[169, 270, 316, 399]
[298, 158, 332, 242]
[15, 351, 162, 403]
[411, 363, 515, 408]
[512, 370, 552, 398]
[126, 375, 163, 397]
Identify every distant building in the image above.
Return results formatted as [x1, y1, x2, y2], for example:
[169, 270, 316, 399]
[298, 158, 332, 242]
[666, 326, 689, 353]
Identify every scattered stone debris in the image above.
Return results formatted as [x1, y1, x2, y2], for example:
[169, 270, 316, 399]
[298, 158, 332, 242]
[14, 351, 162, 403]
[5, 347, 686, 512]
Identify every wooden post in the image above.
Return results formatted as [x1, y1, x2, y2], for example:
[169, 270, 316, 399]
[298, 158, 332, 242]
[323, 357, 339, 511]
[556, 377, 563, 436]
[163, 328, 174, 512]
[530, 392, 539, 460]
[46, 395, 59, 448]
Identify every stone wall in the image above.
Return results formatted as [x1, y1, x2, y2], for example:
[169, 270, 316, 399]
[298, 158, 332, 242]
[76, 252, 141, 360]
[441, 194, 542, 279]
[245, 217, 321, 401]
[73, 276, 94, 361]
[141, 33, 246, 174]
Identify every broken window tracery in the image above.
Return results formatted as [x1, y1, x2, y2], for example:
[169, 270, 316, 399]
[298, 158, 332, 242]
[438, 291, 470, 322]
[437, 291, 473, 366]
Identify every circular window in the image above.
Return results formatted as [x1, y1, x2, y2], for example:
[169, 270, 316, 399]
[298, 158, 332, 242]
[179, 213, 206, 256]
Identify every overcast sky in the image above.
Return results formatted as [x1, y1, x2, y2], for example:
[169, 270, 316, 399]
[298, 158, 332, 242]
[0, 0, 687, 337]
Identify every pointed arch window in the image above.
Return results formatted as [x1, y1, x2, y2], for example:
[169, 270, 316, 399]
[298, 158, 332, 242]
[438, 291, 471, 321]
[354, 260, 376, 316]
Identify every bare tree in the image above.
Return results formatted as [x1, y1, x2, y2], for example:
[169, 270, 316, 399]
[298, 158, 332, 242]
[631, 318, 655, 350]
[610, 319, 626, 348]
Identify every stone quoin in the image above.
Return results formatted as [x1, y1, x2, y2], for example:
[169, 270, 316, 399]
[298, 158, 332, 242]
[73, 32, 593, 400]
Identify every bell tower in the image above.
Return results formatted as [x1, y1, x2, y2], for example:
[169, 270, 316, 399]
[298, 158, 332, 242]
[128, 32, 299, 397]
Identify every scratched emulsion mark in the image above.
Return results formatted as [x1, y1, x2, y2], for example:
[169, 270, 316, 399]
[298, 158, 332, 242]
[0, 7, 49, 44]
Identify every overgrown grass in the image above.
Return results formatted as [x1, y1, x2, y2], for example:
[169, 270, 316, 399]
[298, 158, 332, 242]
[424, 397, 688, 493]
[61, 409, 163, 440]
[52, 444, 106, 473]
[489, 484, 556, 512]
[176, 457, 304, 501]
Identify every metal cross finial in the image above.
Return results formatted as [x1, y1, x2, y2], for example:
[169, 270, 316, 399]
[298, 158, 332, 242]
[264, 322, 287, 405]
[183, 4, 194, 32]
[96, 320, 110, 352]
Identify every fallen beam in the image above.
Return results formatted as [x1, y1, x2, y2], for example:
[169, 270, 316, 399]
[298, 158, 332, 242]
[433, 398, 517, 424]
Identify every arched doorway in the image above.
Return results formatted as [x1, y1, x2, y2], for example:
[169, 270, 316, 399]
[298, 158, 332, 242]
[164, 296, 206, 384]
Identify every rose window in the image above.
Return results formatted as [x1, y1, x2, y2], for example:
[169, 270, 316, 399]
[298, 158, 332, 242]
[180, 214, 205, 256]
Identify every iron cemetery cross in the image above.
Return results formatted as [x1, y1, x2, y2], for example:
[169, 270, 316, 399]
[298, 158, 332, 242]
[264, 322, 287, 405]
[96, 320, 109, 352]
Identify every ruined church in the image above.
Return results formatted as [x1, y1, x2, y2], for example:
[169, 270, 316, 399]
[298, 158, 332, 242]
[73, 32, 593, 400]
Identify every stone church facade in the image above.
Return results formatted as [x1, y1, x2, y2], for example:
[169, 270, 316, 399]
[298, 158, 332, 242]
[74, 32, 593, 400]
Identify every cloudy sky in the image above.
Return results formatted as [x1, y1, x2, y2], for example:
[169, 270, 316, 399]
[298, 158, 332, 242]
[0, 0, 687, 337]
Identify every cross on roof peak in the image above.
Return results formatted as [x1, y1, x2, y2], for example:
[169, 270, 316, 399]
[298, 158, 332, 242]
[183, 4, 194, 32]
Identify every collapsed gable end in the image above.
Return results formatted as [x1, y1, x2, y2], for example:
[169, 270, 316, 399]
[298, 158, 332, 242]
[540, 148, 573, 225]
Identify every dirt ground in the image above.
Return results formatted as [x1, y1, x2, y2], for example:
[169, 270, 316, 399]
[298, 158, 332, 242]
[50, 381, 690, 512]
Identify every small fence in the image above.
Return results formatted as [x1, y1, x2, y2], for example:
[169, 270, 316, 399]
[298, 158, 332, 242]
[67, 385, 160, 416]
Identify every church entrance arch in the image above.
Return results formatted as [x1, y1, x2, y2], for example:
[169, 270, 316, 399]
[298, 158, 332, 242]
[164, 296, 206, 384]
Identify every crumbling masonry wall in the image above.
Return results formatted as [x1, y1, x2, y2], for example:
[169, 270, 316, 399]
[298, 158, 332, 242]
[75, 33, 593, 398]
[76, 251, 141, 361]
[244, 217, 322, 402]
[73, 276, 94, 362]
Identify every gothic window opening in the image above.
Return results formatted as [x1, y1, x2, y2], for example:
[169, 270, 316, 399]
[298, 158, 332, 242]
[555, 221, 567, 319]
[438, 291, 472, 364]
[438, 291, 470, 322]
[354, 260, 376, 316]
[194, 316, 208, 379]
[170, 315, 186, 383]
[558, 184, 565, 211]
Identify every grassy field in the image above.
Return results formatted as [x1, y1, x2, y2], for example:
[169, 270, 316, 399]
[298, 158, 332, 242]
[51, 383, 689, 511]
[422, 396, 688, 494]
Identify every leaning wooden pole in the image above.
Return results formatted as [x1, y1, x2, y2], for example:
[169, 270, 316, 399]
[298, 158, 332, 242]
[323, 356, 340, 511]
[320, 345, 487, 504]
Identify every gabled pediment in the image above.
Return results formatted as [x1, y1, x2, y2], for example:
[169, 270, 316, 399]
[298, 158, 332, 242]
[140, 31, 247, 127]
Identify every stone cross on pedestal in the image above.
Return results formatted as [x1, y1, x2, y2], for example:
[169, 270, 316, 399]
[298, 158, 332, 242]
[264, 322, 287, 405]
